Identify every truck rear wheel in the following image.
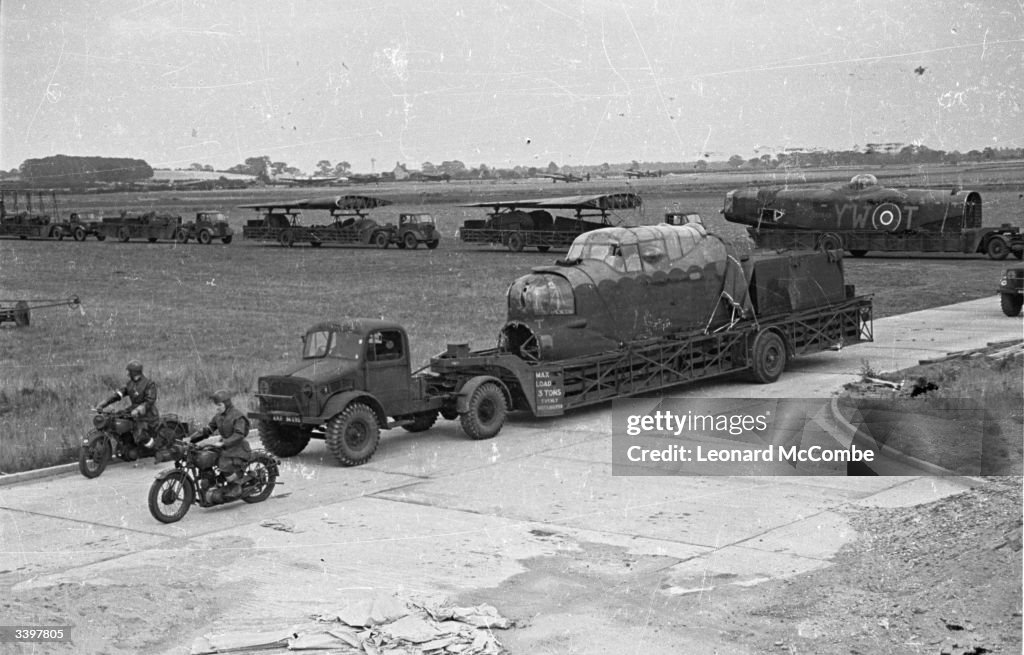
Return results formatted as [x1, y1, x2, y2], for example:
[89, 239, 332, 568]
[1001, 293, 1023, 317]
[460, 382, 507, 440]
[326, 403, 380, 466]
[373, 231, 390, 248]
[258, 420, 311, 457]
[73, 226, 87, 241]
[403, 232, 418, 249]
[750, 330, 787, 384]
[197, 229, 213, 245]
[987, 237, 1010, 261]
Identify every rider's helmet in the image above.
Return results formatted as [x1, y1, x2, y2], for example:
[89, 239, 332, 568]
[210, 389, 232, 406]
[126, 360, 144, 375]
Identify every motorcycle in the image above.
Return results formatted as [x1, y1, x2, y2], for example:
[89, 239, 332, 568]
[148, 439, 279, 523]
[78, 409, 190, 479]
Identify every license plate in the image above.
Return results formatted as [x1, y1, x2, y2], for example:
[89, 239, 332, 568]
[272, 415, 301, 424]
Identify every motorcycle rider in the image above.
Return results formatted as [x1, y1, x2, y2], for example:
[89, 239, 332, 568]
[97, 359, 159, 450]
[190, 389, 251, 498]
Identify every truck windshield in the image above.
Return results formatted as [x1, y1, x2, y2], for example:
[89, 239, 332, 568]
[302, 330, 363, 359]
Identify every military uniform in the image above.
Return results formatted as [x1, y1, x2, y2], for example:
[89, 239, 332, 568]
[194, 405, 251, 475]
[101, 370, 159, 446]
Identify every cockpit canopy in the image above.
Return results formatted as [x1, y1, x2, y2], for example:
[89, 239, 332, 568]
[848, 173, 878, 190]
[564, 223, 711, 274]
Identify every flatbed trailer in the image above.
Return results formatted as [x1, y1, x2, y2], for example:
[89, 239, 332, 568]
[746, 225, 1024, 260]
[429, 295, 873, 418]
[240, 195, 396, 248]
[96, 211, 186, 243]
[459, 193, 643, 252]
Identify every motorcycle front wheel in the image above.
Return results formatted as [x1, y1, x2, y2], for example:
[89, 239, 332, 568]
[78, 431, 112, 478]
[148, 470, 195, 523]
[241, 456, 277, 504]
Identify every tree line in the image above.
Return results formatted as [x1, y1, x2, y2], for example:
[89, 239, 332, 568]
[5, 145, 1024, 186]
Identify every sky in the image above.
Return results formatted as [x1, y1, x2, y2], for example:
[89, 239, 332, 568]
[2, 0, 1022, 174]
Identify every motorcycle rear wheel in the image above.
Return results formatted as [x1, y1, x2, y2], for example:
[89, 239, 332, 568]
[241, 456, 277, 504]
[79, 431, 112, 478]
[148, 471, 195, 523]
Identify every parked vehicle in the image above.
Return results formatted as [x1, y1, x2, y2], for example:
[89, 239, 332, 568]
[724, 173, 1024, 260]
[998, 267, 1024, 316]
[176, 211, 234, 244]
[395, 213, 440, 249]
[241, 195, 396, 248]
[148, 440, 279, 523]
[95, 211, 186, 243]
[459, 193, 642, 252]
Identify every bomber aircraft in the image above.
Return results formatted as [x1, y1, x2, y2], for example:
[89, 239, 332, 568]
[624, 168, 663, 178]
[723, 173, 980, 234]
[537, 172, 586, 183]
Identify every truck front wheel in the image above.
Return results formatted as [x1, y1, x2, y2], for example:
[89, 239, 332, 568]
[460, 382, 507, 440]
[326, 403, 380, 466]
[750, 330, 787, 384]
[1000, 293, 1023, 317]
[258, 420, 311, 457]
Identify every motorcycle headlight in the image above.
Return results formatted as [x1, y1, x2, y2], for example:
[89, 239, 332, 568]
[93, 414, 107, 429]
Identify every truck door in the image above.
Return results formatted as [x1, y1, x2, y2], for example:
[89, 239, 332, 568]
[364, 329, 411, 415]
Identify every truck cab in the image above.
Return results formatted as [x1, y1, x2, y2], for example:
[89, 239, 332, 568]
[189, 211, 234, 244]
[250, 319, 447, 466]
[397, 213, 441, 249]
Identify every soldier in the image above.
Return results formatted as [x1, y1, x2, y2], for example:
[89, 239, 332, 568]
[97, 359, 159, 449]
[190, 389, 252, 498]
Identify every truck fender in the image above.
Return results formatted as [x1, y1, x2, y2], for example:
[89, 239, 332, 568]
[319, 391, 387, 427]
[455, 376, 512, 414]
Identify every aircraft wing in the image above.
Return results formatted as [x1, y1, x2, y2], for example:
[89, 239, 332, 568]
[462, 193, 641, 211]
[295, 195, 393, 211]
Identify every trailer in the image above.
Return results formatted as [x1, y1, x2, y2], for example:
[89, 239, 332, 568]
[240, 195, 396, 248]
[746, 225, 1024, 260]
[0, 190, 64, 240]
[458, 193, 643, 252]
[95, 211, 186, 243]
[0, 296, 81, 327]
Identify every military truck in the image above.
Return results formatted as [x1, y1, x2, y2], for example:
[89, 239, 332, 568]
[60, 212, 105, 241]
[176, 211, 234, 244]
[96, 211, 186, 243]
[998, 267, 1024, 316]
[250, 237, 873, 467]
[395, 213, 441, 249]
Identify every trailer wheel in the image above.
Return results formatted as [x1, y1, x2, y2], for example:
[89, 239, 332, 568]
[849, 249, 868, 258]
[258, 420, 311, 457]
[73, 226, 87, 242]
[279, 229, 296, 247]
[373, 231, 390, 248]
[460, 382, 507, 440]
[986, 237, 1010, 261]
[403, 411, 438, 433]
[118, 227, 131, 242]
[50, 226, 63, 240]
[750, 330, 787, 384]
[506, 233, 525, 252]
[818, 233, 842, 252]
[326, 402, 380, 466]
[1000, 293, 1023, 317]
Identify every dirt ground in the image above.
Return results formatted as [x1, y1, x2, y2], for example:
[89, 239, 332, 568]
[460, 477, 1022, 655]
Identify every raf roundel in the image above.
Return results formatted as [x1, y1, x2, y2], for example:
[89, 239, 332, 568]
[872, 203, 902, 231]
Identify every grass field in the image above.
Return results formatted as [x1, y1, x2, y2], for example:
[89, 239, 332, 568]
[1, 164, 1022, 473]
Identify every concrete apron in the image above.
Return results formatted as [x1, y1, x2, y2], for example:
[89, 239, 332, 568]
[1, 296, 1018, 643]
